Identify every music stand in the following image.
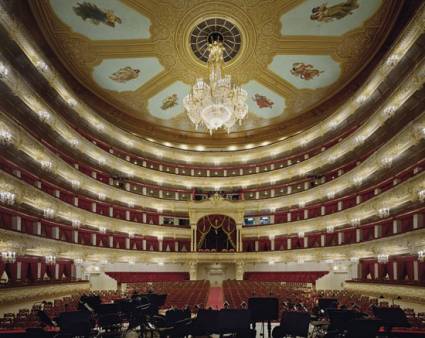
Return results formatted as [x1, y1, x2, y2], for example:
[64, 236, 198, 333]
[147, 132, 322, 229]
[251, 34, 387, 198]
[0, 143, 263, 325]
[248, 297, 279, 337]
[318, 298, 338, 312]
[218, 309, 254, 336]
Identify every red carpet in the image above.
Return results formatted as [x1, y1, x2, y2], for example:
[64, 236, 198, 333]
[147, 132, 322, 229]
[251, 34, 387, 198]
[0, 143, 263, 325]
[206, 287, 224, 309]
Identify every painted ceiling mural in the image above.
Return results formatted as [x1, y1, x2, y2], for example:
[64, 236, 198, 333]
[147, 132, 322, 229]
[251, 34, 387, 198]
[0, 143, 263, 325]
[29, 0, 401, 143]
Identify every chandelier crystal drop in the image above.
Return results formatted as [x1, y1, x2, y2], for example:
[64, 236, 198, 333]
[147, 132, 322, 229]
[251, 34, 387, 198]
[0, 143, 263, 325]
[184, 40, 248, 135]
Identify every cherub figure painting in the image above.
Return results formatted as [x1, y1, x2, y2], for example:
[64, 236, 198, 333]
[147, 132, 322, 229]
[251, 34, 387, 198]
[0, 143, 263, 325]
[290, 63, 323, 80]
[109, 67, 140, 83]
[252, 94, 274, 109]
[73, 2, 122, 27]
[161, 94, 178, 110]
[310, 0, 359, 22]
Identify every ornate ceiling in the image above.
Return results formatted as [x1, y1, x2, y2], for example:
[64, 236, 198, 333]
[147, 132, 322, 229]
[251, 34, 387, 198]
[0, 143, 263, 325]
[29, 0, 402, 145]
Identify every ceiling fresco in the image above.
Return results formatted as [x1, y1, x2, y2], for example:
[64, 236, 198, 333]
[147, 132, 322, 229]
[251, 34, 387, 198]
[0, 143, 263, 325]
[29, 0, 402, 143]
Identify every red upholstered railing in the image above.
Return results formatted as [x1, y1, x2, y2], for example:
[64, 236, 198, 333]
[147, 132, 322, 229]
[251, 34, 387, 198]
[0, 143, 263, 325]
[105, 272, 190, 283]
[243, 271, 329, 283]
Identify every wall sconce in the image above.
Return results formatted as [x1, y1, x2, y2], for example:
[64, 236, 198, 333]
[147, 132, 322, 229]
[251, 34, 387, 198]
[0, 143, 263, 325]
[71, 180, 80, 190]
[0, 129, 13, 145]
[298, 232, 304, 238]
[327, 191, 335, 199]
[1, 251, 16, 263]
[418, 189, 425, 202]
[35, 61, 48, 72]
[98, 193, 106, 201]
[45, 255, 56, 265]
[36, 110, 51, 123]
[72, 219, 81, 229]
[69, 139, 79, 148]
[351, 218, 360, 226]
[0, 62, 9, 78]
[378, 207, 390, 218]
[40, 160, 53, 171]
[381, 156, 393, 168]
[326, 226, 335, 233]
[43, 208, 55, 219]
[66, 97, 77, 107]
[377, 254, 389, 263]
[0, 191, 16, 206]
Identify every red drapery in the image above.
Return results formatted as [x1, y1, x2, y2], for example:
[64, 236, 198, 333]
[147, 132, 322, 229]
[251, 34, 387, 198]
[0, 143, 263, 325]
[196, 215, 236, 251]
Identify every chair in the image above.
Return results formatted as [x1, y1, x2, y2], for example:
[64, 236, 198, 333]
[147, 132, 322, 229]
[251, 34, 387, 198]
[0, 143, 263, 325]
[272, 311, 310, 338]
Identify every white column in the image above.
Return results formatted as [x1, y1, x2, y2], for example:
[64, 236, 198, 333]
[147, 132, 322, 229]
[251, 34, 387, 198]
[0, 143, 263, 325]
[91, 233, 96, 246]
[320, 235, 325, 247]
[12, 216, 21, 231]
[393, 220, 401, 234]
[356, 229, 362, 242]
[374, 224, 382, 238]
[33, 221, 41, 235]
[413, 214, 424, 229]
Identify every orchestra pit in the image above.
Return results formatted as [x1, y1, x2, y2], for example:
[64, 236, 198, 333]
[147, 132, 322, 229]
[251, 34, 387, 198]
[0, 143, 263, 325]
[0, 0, 425, 337]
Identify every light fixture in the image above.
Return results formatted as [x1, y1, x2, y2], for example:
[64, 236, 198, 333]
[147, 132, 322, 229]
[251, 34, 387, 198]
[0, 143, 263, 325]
[36, 61, 48, 72]
[45, 255, 56, 265]
[418, 189, 425, 202]
[326, 226, 335, 233]
[184, 40, 248, 134]
[0, 129, 12, 145]
[66, 97, 77, 107]
[36, 110, 50, 122]
[353, 176, 363, 187]
[351, 218, 360, 226]
[43, 208, 55, 219]
[377, 254, 389, 263]
[70, 180, 80, 190]
[356, 95, 367, 105]
[72, 219, 81, 229]
[418, 251, 425, 261]
[386, 54, 400, 66]
[0, 191, 16, 205]
[382, 105, 396, 119]
[0, 62, 9, 78]
[99, 227, 106, 234]
[378, 207, 390, 218]
[40, 160, 53, 171]
[1, 251, 16, 263]
[381, 156, 393, 168]
[98, 192, 106, 201]
[298, 232, 304, 238]
[69, 139, 79, 148]
[327, 191, 335, 199]
[354, 135, 366, 145]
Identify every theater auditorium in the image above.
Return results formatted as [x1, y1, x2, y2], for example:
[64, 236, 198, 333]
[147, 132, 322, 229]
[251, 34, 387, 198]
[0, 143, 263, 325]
[0, 0, 424, 337]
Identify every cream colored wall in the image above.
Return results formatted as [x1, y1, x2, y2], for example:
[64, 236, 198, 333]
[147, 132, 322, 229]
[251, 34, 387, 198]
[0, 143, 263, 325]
[197, 263, 236, 286]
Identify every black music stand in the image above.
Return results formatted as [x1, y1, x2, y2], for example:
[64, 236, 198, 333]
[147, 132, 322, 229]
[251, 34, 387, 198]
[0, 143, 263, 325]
[272, 311, 310, 338]
[218, 309, 255, 337]
[191, 309, 220, 336]
[57, 311, 93, 337]
[326, 309, 364, 333]
[318, 298, 338, 311]
[248, 297, 279, 337]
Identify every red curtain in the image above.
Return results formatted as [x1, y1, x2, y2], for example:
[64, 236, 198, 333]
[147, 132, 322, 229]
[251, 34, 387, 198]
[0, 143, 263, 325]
[0, 260, 5, 278]
[308, 233, 320, 247]
[28, 260, 39, 281]
[5, 262, 18, 282]
[46, 264, 56, 280]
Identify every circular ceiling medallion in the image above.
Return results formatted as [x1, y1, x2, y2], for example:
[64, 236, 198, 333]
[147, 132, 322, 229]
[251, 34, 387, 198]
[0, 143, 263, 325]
[190, 18, 241, 63]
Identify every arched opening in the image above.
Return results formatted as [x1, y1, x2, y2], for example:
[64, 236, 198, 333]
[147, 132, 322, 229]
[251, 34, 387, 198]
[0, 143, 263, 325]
[196, 215, 236, 252]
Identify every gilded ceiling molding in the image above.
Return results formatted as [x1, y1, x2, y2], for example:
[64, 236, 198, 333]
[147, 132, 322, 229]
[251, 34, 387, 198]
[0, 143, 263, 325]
[0, 3, 423, 158]
[0, 227, 423, 265]
[0, 50, 423, 190]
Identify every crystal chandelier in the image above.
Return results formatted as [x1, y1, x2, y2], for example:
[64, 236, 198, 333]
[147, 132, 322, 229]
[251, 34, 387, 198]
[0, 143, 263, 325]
[184, 40, 248, 134]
